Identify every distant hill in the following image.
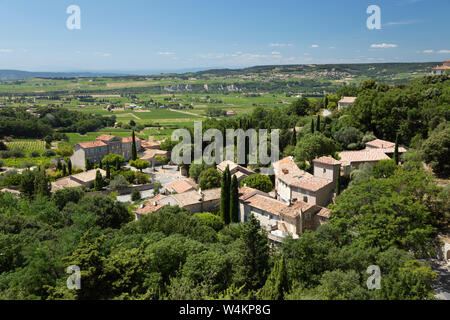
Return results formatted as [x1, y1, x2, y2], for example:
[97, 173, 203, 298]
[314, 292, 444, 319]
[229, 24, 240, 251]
[0, 70, 125, 81]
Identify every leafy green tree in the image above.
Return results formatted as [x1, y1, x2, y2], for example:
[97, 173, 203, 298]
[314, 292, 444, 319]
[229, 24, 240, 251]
[102, 154, 125, 167]
[19, 169, 36, 198]
[130, 159, 149, 173]
[155, 155, 169, 169]
[194, 212, 224, 232]
[241, 174, 273, 193]
[105, 163, 111, 179]
[258, 255, 289, 300]
[420, 127, 450, 177]
[109, 175, 129, 191]
[220, 166, 231, 225]
[371, 159, 397, 179]
[230, 175, 239, 223]
[234, 215, 269, 291]
[334, 127, 364, 150]
[294, 133, 338, 163]
[288, 98, 310, 117]
[85, 159, 92, 171]
[199, 168, 221, 190]
[34, 169, 51, 198]
[52, 187, 85, 210]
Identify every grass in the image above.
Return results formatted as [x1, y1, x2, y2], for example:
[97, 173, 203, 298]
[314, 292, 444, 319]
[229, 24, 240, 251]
[2, 156, 52, 168]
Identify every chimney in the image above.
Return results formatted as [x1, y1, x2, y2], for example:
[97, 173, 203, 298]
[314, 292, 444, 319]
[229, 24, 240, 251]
[282, 169, 289, 175]
[153, 202, 157, 206]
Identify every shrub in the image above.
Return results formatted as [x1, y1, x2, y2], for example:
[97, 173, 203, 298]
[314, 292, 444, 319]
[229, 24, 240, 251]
[42, 150, 56, 157]
[131, 189, 141, 202]
[30, 151, 40, 158]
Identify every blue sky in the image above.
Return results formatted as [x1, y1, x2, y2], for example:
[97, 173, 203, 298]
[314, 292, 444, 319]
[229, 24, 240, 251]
[0, 0, 449, 72]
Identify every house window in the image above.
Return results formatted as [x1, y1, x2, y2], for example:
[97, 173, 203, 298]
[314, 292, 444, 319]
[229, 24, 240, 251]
[303, 196, 308, 203]
[323, 168, 326, 174]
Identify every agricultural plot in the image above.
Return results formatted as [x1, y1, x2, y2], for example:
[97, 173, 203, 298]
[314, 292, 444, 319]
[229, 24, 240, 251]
[5, 140, 46, 153]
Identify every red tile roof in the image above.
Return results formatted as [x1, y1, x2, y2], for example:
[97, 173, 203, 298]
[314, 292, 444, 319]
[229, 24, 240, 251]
[96, 134, 117, 142]
[135, 194, 167, 215]
[366, 139, 395, 149]
[338, 149, 390, 165]
[165, 179, 196, 194]
[313, 156, 341, 166]
[77, 141, 107, 149]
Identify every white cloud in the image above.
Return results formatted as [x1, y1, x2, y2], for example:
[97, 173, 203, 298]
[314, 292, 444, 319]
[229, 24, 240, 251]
[0, 49, 13, 53]
[157, 51, 175, 55]
[437, 50, 450, 54]
[370, 43, 398, 49]
[269, 43, 293, 47]
[271, 51, 281, 55]
[423, 50, 434, 53]
[311, 44, 319, 48]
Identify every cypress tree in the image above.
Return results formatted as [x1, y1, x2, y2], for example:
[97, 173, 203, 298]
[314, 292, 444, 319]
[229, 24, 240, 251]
[106, 163, 111, 179]
[290, 127, 297, 146]
[311, 119, 315, 134]
[230, 175, 239, 223]
[131, 130, 137, 161]
[258, 255, 289, 300]
[85, 159, 92, 171]
[316, 115, 321, 132]
[62, 164, 67, 176]
[220, 166, 231, 225]
[335, 174, 341, 196]
[34, 170, 51, 198]
[94, 170, 103, 191]
[115, 157, 121, 171]
[57, 159, 62, 171]
[394, 133, 399, 165]
[68, 159, 72, 175]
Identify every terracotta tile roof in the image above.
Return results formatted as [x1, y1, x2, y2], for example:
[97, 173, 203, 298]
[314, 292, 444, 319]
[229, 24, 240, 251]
[338, 149, 390, 165]
[280, 200, 315, 218]
[238, 186, 269, 201]
[273, 157, 311, 178]
[77, 140, 107, 149]
[51, 177, 84, 192]
[245, 194, 288, 216]
[313, 156, 341, 166]
[171, 188, 221, 207]
[379, 147, 408, 154]
[366, 139, 395, 149]
[135, 194, 168, 215]
[165, 179, 196, 194]
[140, 149, 169, 161]
[217, 160, 239, 172]
[122, 136, 142, 143]
[316, 207, 331, 219]
[141, 140, 161, 148]
[433, 66, 450, 70]
[279, 175, 332, 192]
[338, 97, 357, 104]
[96, 134, 117, 142]
[71, 169, 107, 183]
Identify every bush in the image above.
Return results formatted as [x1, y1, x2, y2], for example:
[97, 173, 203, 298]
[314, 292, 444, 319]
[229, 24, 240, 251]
[30, 151, 40, 158]
[241, 174, 273, 193]
[109, 175, 129, 191]
[131, 189, 141, 202]
[135, 172, 149, 185]
[42, 150, 56, 157]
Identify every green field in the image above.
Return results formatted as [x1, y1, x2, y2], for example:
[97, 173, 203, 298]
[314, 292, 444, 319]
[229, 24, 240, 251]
[5, 140, 46, 153]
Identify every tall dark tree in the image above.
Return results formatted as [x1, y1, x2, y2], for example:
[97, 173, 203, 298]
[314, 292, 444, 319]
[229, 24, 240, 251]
[62, 164, 67, 176]
[67, 159, 72, 175]
[131, 130, 137, 161]
[311, 119, 315, 134]
[230, 175, 239, 223]
[94, 170, 103, 191]
[316, 115, 321, 132]
[85, 159, 92, 171]
[335, 174, 341, 196]
[258, 255, 289, 300]
[20, 169, 35, 198]
[220, 166, 231, 225]
[235, 214, 270, 291]
[115, 157, 121, 171]
[106, 163, 111, 180]
[394, 133, 399, 165]
[290, 127, 297, 146]
[34, 170, 51, 198]
[57, 159, 62, 171]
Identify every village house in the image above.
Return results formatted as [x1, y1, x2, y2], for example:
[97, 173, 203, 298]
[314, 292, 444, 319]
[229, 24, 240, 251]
[238, 186, 331, 243]
[70, 134, 142, 170]
[226, 110, 237, 117]
[431, 60, 450, 75]
[51, 169, 107, 192]
[140, 149, 170, 167]
[134, 188, 221, 219]
[217, 160, 256, 182]
[337, 96, 357, 110]
[164, 178, 197, 194]
[339, 138, 408, 176]
[273, 156, 339, 207]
